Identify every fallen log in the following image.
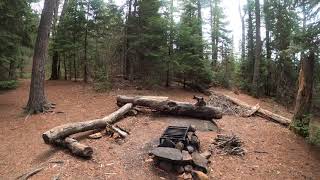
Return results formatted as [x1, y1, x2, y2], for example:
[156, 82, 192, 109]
[117, 95, 222, 120]
[107, 124, 129, 138]
[222, 94, 291, 126]
[55, 137, 93, 158]
[43, 103, 133, 144]
[116, 96, 169, 107]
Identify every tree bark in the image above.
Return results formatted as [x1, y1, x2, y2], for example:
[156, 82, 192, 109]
[197, 0, 203, 56]
[83, 1, 89, 83]
[63, 53, 67, 80]
[50, 51, 59, 80]
[252, 0, 261, 97]
[9, 59, 16, 80]
[117, 95, 223, 120]
[166, 0, 174, 87]
[42, 103, 133, 144]
[247, 0, 254, 84]
[26, 0, 57, 113]
[239, 2, 246, 61]
[49, 0, 60, 80]
[264, 0, 272, 96]
[292, 52, 315, 123]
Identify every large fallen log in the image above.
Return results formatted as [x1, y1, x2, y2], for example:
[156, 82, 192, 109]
[43, 103, 133, 144]
[117, 95, 222, 120]
[222, 94, 291, 126]
[55, 137, 93, 158]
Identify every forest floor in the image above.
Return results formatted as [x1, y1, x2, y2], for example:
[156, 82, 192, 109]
[0, 79, 320, 180]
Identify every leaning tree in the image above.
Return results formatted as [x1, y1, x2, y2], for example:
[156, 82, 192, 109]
[26, 0, 57, 113]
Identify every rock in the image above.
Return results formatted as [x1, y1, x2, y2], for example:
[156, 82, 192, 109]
[88, 132, 103, 139]
[151, 147, 183, 161]
[158, 160, 173, 172]
[184, 165, 193, 173]
[177, 172, 192, 180]
[175, 165, 185, 174]
[159, 138, 176, 148]
[187, 132, 194, 141]
[200, 151, 211, 159]
[175, 141, 184, 151]
[186, 146, 195, 154]
[190, 135, 200, 150]
[182, 150, 192, 162]
[192, 170, 209, 180]
[192, 152, 208, 173]
[189, 125, 196, 132]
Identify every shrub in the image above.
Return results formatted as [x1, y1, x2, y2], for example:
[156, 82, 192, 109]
[0, 80, 18, 90]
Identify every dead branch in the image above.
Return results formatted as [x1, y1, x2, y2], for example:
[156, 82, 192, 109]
[42, 103, 133, 144]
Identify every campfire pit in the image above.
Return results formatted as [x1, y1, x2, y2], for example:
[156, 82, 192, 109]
[160, 126, 190, 146]
[150, 125, 210, 179]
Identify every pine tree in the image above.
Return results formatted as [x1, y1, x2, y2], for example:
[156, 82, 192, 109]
[26, 0, 57, 113]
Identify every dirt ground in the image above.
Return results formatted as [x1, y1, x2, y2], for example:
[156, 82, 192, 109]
[0, 80, 320, 180]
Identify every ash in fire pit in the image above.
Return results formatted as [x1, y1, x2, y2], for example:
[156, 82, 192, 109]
[150, 125, 210, 179]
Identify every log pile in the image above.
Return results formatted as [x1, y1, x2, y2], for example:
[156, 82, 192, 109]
[208, 91, 291, 126]
[210, 134, 245, 156]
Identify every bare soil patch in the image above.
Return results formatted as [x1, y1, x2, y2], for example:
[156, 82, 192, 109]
[0, 80, 319, 179]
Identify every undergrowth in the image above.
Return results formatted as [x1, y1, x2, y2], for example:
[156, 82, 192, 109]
[0, 80, 18, 90]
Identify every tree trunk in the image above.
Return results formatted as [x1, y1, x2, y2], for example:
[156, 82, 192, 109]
[247, 0, 254, 85]
[50, 51, 59, 80]
[117, 95, 223, 120]
[9, 59, 16, 80]
[197, 0, 203, 56]
[83, 1, 89, 83]
[64, 53, 67, 80]
[239, 2, 246, 61]
[264, 0, 271, 96]
[166, 0, 174, 87]
[124, 0, 133, 80]
[42, 103, 133, 143]
[26, 0, 56, 113]
[49, 0, 60, 80]
[210, 0, 215, 67]
[292, 52, 315, 123]
[54, 137, 93, 158]
[252, 0, 261, 97]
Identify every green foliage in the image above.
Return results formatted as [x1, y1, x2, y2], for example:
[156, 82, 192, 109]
[52, 0, 124, 81]
[93, 67, 111, 92]
[308, 128, 320, 146]
[0, 0, 38, 80]
[0, 80, 18, 90]
[290, 115, 312, 138]
[174, 0, 213, 86]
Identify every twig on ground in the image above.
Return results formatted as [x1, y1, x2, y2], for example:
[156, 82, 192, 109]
[16, 160, 64, 180]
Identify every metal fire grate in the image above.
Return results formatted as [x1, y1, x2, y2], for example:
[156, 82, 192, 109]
[160, 126, 190, 145]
